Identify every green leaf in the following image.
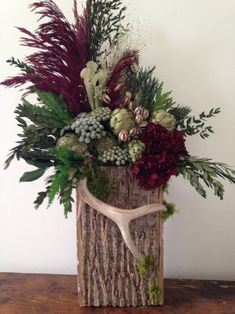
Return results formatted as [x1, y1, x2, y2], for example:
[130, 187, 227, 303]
[20, 168, 46, 182]
[25, 158, 53, 169]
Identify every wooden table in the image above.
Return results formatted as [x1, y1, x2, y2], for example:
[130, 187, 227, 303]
[0, 273, 234, 314]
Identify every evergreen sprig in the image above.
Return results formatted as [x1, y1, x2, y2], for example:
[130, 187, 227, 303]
[168, 105, 192, 125]
[46, 147, 82, 217]
[4, 125, 57, 170]
[4, 91, 73, 169]
[87, 0, 128, 59]
[37, 91, 74, 126]
[180, 108, 221, 138]
[178, 156, 235, 199]
[150, 82, 175, 113]
[6, 57, 35, 74]
[126, 67, 159, 108]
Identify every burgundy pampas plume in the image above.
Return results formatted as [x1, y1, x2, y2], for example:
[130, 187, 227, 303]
[1, 0, 90, 116]
[106, 50, 139, 109]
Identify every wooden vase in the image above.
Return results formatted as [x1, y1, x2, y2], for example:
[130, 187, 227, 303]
[76, 167, 164, 307]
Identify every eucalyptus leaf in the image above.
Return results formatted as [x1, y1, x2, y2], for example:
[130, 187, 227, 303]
[20, 168, 46, 182]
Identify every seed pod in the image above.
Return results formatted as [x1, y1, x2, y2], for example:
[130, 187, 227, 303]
[123, 95, 131, 105]
[135, 114, 144, 125]
[125, 91, 132, 100]
[140, 121, 148, 128]
[134, 106, 144, 116]
[142, 108, 149, 119]
[101, 93, 111, 104]
[114, 83, 123, 92]
[119, 130, 130, 142]
[129, 127, 141, 137]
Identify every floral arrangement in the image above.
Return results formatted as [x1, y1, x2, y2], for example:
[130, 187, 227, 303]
[2, 0, 235, 217]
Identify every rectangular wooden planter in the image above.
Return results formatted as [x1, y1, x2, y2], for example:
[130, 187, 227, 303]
[76, 167, 164, 307]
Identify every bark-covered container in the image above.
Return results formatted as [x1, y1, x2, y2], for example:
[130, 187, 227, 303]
[76, 167, 164, 307]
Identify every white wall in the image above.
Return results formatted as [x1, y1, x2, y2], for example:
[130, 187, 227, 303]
[0, 0, 234, 280]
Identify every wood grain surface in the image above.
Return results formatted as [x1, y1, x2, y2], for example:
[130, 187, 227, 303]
[77, 167, 164, 307]
[0, 273, 235, 314]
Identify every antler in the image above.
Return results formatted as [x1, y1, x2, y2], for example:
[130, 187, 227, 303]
[77, 178, 166, 262]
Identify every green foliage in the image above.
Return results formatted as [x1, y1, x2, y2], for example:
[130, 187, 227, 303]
[6, 57, 35, 74]
[4, 91, 73, 169]
[34, 190, 48, 209]
[180, 108, 221, 138]
[149, 283, 160, 301]
[18, 99, 65, 129]
[20, 168, 46, 182]
[4, 124, 57, 170]
[37, 91, 74, 125]
[135, 255, 154, 275]
[161, 201, 177, 221]
[178, 156, 235, 199]
[87, 0, 128, 59]
[168, 105, 192, 125]
[47, 147, 82, 216]
[150, 82, 175, 113]
[31, 147, 82, 217]
[126, 67, 159, 108]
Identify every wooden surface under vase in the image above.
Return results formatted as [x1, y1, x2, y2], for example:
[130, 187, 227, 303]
[76, 167, 164, 307]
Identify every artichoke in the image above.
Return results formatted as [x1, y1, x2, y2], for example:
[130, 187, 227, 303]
[128, 140, 145, 163]
[151, 110, 176, 131]
[110, 108, 135, 135]
[57, 133, 87, 156]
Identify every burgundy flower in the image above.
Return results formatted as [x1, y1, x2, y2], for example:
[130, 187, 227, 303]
[131, 123, 188, 190]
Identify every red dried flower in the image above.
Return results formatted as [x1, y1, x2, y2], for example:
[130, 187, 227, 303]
[1, 0, 90, 116]
[131, 123, 188, 190]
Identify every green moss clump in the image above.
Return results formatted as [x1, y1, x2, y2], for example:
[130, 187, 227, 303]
[135, 255, 154, 275]
[149, 283, 160, 301]
[161, 200, 177, 221]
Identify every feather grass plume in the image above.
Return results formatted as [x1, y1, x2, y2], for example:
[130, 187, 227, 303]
[1, 0, 90, 115]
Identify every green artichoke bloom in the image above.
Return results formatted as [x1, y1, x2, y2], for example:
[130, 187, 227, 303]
[151, 110, 176, 131]
[57, 133, 87, 156]
[128, 140, 145, 163]
[110, 108, 135, 135]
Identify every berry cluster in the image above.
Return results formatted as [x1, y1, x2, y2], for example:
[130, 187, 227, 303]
[98, 146, 130, 166]
[90, 107, 111, 122]
[70, 116, 106, 144]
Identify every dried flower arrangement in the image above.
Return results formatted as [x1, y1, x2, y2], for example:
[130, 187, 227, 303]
[2, 0, 234, 217]
[2, 0, 235, 307]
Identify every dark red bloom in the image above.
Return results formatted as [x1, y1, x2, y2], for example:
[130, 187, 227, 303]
[131, 123, 188, 190]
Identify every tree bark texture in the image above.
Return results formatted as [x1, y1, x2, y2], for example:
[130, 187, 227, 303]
[76, 167, 164, 307]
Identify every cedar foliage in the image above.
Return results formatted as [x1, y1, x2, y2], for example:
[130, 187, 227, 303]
[4, 91, 72, 170]
[126, 67, 159, 109]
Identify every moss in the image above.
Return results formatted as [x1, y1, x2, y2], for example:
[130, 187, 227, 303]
[161, 200, 177, 221]
[149, 283, 160, 301]
[80, 164, 114, 202]
[135, 255, 154, 275]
